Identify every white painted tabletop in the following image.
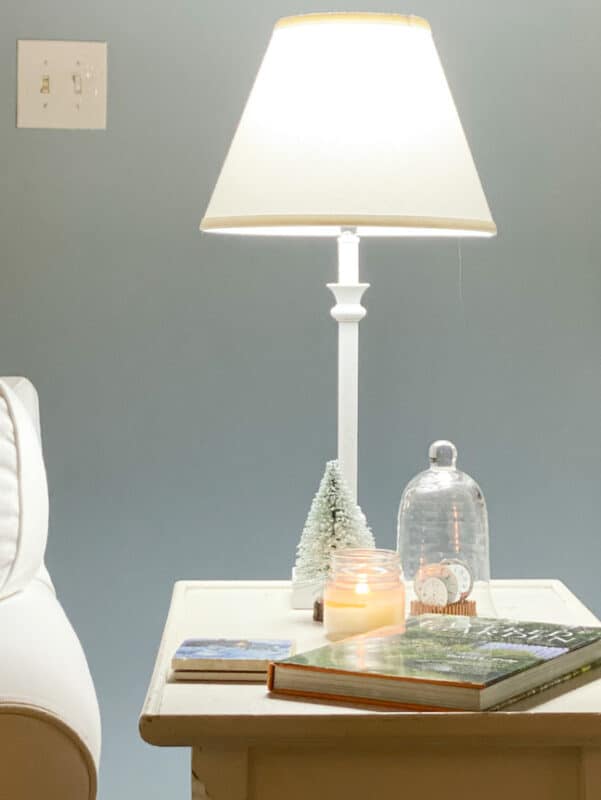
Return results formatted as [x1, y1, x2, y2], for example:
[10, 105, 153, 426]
[140, 580, 601, 746]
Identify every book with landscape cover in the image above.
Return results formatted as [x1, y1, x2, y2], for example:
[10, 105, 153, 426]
[172, 638, 294, 675]
[268, 615, 601, 711]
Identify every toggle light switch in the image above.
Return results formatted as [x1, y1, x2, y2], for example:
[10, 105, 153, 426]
[17, 40, 107, 129]
[72, 72, 82, 95]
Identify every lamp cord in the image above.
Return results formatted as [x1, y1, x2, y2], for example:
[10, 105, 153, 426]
[457, 239, 466, 330]
[425, 239, 471, 436]
[456, 239, 474, 436]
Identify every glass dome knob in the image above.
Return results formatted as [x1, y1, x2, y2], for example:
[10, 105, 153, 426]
[428, 440, 457, 468]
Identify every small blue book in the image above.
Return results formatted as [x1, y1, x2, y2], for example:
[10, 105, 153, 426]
[172, 638, 295, 672]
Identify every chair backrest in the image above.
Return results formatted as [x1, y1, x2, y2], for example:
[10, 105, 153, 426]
[0, 376, 100, 800]
[0, 378, 49, 600]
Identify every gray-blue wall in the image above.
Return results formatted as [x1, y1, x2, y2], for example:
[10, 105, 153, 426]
[2, 1, 600, 797]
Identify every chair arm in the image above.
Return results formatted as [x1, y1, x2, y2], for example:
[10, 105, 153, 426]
[0, 581, 100, 798]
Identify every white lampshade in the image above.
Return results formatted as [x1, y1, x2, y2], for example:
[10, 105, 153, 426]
[201, 13, 496, 238]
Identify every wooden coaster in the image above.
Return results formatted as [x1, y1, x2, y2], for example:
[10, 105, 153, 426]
[411, 599, 477, 617]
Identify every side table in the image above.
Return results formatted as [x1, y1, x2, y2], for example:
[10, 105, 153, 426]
[140, 580, 601, 800]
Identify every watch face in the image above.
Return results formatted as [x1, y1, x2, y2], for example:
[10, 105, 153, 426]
[442, 559, 473, 601]
[416, 576, 448, 607]
[440, 569, 460, 604]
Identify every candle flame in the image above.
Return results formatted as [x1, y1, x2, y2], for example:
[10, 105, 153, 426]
[355, 574, 370, 595]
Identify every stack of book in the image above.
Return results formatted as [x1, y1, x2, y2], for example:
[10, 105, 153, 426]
[171, 638, 294, 682]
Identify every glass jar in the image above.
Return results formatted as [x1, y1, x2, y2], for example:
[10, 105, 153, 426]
[397, 441, 495, 617]
[323, 549, 405, 640]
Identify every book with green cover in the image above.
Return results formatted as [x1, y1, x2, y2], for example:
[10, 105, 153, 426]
[268, 615, 601, 711]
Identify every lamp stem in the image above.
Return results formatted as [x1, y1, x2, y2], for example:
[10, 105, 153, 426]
[327, 231, 369, 502]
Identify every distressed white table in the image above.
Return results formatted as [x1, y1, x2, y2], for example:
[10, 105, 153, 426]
[139, 580, 601, 800]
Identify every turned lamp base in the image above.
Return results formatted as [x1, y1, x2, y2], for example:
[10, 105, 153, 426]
[411, 599, 477, 617]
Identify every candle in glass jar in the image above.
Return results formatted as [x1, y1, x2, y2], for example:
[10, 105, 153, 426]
[324, 549, 405, 640]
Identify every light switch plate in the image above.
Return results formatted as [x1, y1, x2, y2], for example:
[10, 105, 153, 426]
[17, 40, 107, 129]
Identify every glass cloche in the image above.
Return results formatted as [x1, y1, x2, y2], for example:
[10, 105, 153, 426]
[397, 441, 495, 617]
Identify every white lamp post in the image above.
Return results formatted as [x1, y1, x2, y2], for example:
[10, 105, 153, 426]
[200, 12, 496, 505]
[327, 230, 368, 500]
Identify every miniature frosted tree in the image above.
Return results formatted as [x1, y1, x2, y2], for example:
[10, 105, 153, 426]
[295, 460, 375, 583]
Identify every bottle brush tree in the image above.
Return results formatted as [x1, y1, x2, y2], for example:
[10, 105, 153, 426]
[295, 460, 375, 583]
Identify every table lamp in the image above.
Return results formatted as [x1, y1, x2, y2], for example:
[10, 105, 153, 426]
[200, 12, 496, 505]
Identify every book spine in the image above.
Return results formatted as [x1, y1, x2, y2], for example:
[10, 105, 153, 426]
[267, 662, 276, 691]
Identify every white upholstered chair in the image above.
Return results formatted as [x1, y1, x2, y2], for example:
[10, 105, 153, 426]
[0, 377, 101, 799]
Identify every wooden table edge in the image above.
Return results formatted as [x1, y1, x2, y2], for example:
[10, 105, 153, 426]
[139, 710, 601, 747]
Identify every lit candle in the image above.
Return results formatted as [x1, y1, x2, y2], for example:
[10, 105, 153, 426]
[324, 550, 405, 641]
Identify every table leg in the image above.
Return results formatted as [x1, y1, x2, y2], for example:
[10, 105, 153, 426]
[580, 748, 601, 800]
[192, 745, 248, 800]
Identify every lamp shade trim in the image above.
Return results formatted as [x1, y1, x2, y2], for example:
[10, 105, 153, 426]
[200, 214, 497, 236]
[275, 13, 431, 31]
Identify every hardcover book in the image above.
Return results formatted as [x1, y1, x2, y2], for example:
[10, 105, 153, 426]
[268, 615, 601, 711]
[172, 638, 294, 673]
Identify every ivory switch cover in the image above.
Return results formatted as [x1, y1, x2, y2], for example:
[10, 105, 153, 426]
[17, 40, 107, 129]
